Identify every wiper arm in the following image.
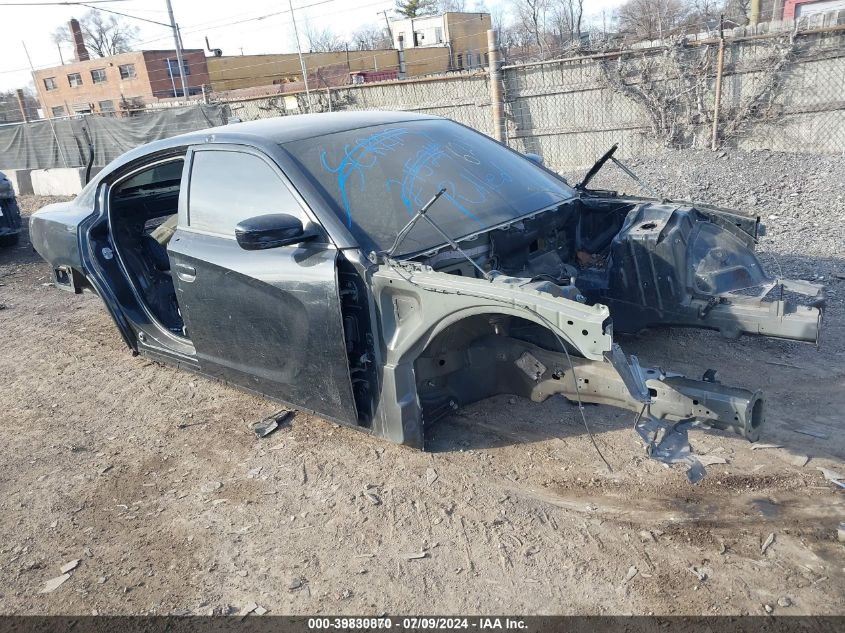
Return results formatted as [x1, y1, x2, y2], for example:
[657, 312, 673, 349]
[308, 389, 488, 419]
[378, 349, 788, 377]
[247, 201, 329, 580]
[382, 188, 492, 281]
[577, 143, 618, 190]
[385, 188, 447, 258]
[576, 143, 659, 198]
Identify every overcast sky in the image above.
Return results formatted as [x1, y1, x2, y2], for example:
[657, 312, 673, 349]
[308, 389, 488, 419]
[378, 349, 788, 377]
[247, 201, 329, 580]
[1, 0, 624, 93]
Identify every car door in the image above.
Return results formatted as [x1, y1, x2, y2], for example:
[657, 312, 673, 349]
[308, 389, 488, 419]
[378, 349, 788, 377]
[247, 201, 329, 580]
[167, 145, 358, 425]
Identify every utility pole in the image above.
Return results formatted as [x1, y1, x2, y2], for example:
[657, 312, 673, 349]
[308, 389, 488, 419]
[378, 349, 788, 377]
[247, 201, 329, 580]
[750, 0, 761, 27]
[164, 0, 189, 99]
[377, 9, 393, 42]
[22, 41, 67, 167]
[487, 29, 505, 144]
[288, 0, 312, 113]
[711, 15, 725, 151]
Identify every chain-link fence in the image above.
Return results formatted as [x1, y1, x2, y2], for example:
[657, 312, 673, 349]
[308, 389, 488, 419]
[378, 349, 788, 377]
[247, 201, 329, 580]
[221, 70, 494, 138]
[501, 25, 845, 172]
[1, 23, 843, 172]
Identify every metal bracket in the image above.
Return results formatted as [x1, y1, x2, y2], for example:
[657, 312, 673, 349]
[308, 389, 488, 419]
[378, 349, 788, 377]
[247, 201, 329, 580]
[605, 343, 651, 403]
[635, 415, 706, 484]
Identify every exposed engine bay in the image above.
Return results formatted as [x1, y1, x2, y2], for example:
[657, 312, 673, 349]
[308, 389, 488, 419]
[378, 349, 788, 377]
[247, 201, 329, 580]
[411, 197, 823, 343]
[372, 187, 824, 482]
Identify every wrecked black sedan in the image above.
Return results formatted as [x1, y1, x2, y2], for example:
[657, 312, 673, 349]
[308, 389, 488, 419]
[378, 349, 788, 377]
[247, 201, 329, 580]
[0, 170, 23, 247]
[30, 112, 823, 481]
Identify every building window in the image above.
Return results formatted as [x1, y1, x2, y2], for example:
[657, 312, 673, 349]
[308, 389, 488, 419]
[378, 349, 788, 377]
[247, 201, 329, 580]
[166, 58, 191, 78]
[51, 105, 65, 117]
[434, 27, 443, 43]
[44, 77, 57, 91]
[91, 68, 107, 84]
[118, 63, 137, 79]
[67, 72, 83, 87]
[72, 103, 92, 115]
[456, 53, 463, 69]
[98, 100, 115, 113]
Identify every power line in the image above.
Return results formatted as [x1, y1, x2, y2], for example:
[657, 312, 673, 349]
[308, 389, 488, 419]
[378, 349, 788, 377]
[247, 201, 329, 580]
[0, 0, 130, 5]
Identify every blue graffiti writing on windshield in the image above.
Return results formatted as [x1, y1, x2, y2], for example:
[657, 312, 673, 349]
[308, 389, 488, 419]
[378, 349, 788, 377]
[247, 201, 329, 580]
[320, 127, 410, 228]
[319, 127, 513, 230]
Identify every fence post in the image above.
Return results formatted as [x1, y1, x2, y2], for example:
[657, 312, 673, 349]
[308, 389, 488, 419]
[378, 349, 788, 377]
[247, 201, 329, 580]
[398, 35, 407, 80]
[487, 29, 506, 144]
[15, 89, 29, 123]
[711, 15, 726, 151]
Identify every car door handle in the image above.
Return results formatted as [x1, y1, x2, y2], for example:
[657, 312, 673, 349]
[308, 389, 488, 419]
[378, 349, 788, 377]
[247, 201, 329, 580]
[175, 263, 196, 282]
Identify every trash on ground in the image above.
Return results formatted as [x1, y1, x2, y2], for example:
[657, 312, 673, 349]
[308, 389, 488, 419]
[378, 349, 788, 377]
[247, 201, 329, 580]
[816, 467, 845, 489]
[698, 455, 728, 466]
[761, 532, 775, 554]
[688, 566, 708, 581]
[251, 409, 293, 439]
[39, 573, 71, 594]
[59, 559, 80, 574]
[751, 443, 783, 450]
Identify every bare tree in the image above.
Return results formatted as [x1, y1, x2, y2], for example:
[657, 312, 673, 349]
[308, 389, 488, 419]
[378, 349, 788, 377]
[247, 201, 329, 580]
[303, 21, 346, 52]
[395, 0, 437, 18]
[723, 0, 752, 25]
[549, 0, 584, 47]
[351, 24, 392, 50]
[615, 0, 692, 40]
[516, 0, 550, 53]
[482, 1, 507, 33]
[53, 9, 139, 58]
[437, 0, 467, 11]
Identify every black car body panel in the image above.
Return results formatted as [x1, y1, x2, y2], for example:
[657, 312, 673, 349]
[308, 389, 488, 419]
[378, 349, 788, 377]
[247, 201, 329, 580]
[28, 112, 824, 481]
[0, 171, 23, 246]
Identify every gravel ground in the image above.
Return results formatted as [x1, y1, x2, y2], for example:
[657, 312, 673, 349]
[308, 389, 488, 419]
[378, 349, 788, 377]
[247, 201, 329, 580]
[0, 148, 843, 616]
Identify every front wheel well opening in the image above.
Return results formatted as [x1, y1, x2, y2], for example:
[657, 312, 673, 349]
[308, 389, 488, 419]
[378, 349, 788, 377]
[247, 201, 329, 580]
[414, 313, 581, 439]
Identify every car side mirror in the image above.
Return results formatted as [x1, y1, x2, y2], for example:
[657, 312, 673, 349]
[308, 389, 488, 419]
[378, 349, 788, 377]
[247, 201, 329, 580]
[524, 153, 544, 166]
[235, 213, 316, 250]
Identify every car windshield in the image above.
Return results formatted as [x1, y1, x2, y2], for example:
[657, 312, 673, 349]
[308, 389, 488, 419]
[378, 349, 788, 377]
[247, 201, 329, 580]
[283, 119, 576, 256]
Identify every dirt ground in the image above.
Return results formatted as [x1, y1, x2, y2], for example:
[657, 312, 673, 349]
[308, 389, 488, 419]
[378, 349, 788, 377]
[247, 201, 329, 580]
[1, 159, 844, 616]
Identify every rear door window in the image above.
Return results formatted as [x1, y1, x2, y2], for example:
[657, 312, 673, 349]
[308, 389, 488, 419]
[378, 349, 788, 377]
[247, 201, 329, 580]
[187, 150, 304, 237]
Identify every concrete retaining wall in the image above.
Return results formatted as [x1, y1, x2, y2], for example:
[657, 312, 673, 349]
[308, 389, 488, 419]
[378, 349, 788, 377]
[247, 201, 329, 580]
[29, 167, 101, 196]
[3, 169, 34, 196]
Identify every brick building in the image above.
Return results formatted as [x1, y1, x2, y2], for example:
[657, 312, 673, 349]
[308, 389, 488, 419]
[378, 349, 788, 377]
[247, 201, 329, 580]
[390, 12, 492, 71]
[32, 19, 209, 119]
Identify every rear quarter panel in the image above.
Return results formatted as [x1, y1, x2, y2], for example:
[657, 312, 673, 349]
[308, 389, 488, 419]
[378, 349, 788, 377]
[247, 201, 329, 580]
[29, 201, 92, 270]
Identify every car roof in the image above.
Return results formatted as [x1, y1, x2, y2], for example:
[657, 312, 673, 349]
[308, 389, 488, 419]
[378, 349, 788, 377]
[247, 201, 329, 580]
[99, 111, 442, 179]
[163, 110, 440, 151]
[200, 110, 441, 144]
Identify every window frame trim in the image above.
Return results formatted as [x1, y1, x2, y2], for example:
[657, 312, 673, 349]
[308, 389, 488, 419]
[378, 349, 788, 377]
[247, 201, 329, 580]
[118, 63, 137, 79]
[180, 144, 332, 247]
[90, 68, 108, 84]
[67, 72, 83, 87]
